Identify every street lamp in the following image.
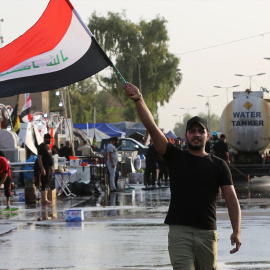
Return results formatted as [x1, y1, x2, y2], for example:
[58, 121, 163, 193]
[234, 73, 266, 90]
[0, 18, 4, 48]
[213, 85, 239, 104]
[197, 94, 219, 133]
[173, 114, 183, 123]
[111, 49, 142, 92]
[179, 107, 196, 115]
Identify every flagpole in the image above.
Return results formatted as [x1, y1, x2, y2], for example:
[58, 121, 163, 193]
[60, 88, 74, 155]
[66, 86, 75, 156]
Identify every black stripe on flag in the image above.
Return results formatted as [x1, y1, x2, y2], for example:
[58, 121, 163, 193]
[0, 37, 112, 98]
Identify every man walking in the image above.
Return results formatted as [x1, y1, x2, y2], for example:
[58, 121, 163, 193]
[144, 140, 159, 187]
[123, 82, 241, 269]
[107, 136, 119, 192]
[38, 133, 54, 205]
[212, 134, 230, 164]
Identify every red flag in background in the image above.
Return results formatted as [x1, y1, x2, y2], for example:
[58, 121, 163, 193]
[49, 127, 54, 150]
[0, 0, 112, 98]
[171, 137, 175, 144]
[21, 93, 32, 123]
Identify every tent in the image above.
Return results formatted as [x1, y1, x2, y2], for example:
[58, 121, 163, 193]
[110, 121, 146, 137]
[73, 123, 125, 138]
[166, 130, 177, 139]
[86, 128, 109, 143]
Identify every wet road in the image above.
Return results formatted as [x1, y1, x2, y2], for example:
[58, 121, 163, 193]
[0, 177, 270, 270]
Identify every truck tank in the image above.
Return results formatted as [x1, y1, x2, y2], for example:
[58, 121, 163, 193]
[220, 90, 270, 180]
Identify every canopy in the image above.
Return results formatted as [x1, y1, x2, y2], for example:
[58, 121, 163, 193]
[85, 128, 109, 142]
[166, 130, 177, 139]
[111, 121, 146, 137]
[73, 123, 125, 138]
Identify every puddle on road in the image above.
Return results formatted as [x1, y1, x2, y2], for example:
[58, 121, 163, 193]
[1, 180, 270, 270]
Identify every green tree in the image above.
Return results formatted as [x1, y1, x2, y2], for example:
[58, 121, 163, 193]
[173, 114, 192, 138]
[49, 78, 98, 123]
[198, 112, 221, 134]
[95, 90, 124, 122]
[173, 113, 221, 138]
[89, 11, 182, 124]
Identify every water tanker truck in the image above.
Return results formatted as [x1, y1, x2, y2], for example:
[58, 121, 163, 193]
[220, 89, 270, 181]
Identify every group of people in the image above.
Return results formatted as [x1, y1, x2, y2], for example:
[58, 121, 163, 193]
[1, 81, 241, 268]
[0, 133, 96, 208]
[144, 136, 187, 187]
[0, 133, 57, 208]
[35, 137, 94, 204]
[144, 139, 169, 187]
[53, 139, 94, 161]
[205, 131, 230, 164]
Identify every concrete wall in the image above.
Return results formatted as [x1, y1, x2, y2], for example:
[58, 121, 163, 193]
[0, 91, 50, 113]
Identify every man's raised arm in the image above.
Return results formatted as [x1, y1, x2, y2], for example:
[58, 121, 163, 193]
[123, 82, 168, 155]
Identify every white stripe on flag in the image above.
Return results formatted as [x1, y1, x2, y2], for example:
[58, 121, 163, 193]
[0, 12, 92, 82]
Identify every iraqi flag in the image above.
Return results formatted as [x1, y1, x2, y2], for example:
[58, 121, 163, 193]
[21, 93, 32, 123]
[0, 0, 113, 98]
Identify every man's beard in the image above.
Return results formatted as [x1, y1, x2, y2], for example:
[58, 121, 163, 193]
[187, 137, 204, 150]
[45, 141, 50, 145]
[187, 143, 204, 150]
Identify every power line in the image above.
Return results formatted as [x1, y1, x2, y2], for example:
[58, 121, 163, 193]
[178, 31, 270, 55]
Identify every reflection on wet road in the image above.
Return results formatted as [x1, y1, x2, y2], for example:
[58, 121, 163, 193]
[0, 177, 269, 270]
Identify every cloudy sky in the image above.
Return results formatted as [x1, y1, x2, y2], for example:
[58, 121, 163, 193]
[1, 0, 270, 132]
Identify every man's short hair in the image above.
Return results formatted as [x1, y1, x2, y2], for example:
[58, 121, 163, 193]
[44, 133, 52, 139]
[111, 136, 119, 143]
[186, 116, 208, 132]
[52, 145, 59, 151]
[220, 134, 226, 139]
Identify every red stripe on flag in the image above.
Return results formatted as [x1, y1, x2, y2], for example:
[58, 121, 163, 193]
[0, 0, 73, 73]
[49, 127, 54, 149]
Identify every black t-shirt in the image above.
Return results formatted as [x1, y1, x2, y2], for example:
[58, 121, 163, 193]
[146, 144, 159, 165]
[163, 142, 233, 230]
[213, 140, 229, 161]
[205, 141, 211, 153]
[38, 143, 53, 168]
[59, 146, 73, 161]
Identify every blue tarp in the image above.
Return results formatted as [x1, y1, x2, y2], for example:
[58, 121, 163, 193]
[73, 123, 125, 138]
[166, 130, 177, 139]
[110, 121, 146, 137]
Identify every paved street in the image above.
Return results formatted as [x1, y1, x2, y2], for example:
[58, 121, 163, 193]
[0, 179, 270, 270]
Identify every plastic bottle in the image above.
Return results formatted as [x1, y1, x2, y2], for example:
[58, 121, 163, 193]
[134, 155, 141, 170]
[53, 154, 59, 170]
[140, 155, 146, 169]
